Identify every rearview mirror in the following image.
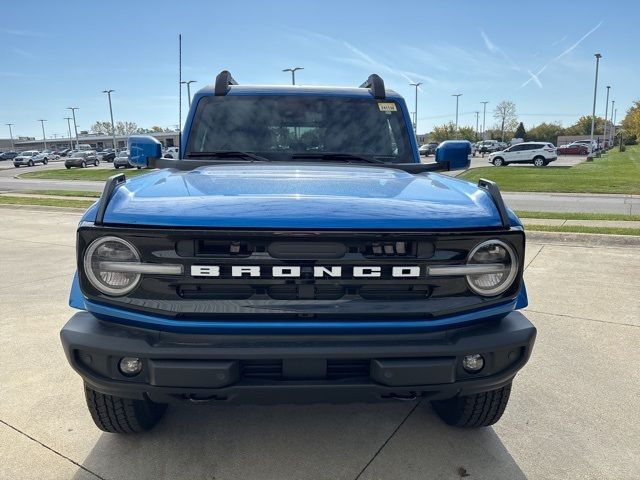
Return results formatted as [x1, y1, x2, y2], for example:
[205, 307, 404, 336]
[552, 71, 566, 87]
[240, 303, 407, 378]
[128, 135, 162, 168]
[435, 140, 471, 171]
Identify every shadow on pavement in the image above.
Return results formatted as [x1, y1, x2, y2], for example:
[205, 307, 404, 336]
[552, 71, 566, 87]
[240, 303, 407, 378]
[72, 401, 525, 480]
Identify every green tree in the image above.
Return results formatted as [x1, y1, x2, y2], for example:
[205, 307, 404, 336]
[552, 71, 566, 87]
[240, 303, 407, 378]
[621, 100, 640, 144]
[429, 122, 476, 142]
[493, 101, 518, 141]
[527, 122, 565, 144]
[564, 115, 606, 136]
[90, 121, 113, 135]
[514, 122, 526, 140]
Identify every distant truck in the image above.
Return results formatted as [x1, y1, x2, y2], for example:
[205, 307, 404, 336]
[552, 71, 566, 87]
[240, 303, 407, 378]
[60, 71, 536, 433]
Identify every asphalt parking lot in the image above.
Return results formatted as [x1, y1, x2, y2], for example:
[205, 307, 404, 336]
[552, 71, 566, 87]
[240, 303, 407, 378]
[1, 207, 639, 480]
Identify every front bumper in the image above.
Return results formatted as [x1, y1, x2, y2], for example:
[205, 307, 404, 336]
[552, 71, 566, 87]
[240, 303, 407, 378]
[60, 311, 536, 405]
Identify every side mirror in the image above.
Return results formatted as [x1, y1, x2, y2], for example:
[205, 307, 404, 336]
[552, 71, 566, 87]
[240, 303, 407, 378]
[435, 140, 471, 171]
[128, 135, 162, 168]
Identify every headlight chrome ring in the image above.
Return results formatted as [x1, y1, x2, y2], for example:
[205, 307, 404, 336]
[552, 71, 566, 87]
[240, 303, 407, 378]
[83, 236, 142, 296]
[465, 239, 518, 296]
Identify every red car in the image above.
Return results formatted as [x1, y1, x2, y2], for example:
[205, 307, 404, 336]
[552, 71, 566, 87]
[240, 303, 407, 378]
[557, 144, 589, 155]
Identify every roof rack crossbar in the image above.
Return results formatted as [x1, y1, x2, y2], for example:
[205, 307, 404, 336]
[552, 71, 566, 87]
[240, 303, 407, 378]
[478, 178, 511, 228]
[214, 70, 238, 96]
[359, 74, 386, 99]
[95, 173, 126, 225]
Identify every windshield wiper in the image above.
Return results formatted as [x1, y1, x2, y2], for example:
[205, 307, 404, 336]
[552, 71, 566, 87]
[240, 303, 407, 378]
[291, 153, 386, 164]
[186, 151, 272, 162]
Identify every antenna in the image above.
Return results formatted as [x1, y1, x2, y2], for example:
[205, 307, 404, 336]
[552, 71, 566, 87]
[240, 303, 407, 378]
[178, 33, 182, 155]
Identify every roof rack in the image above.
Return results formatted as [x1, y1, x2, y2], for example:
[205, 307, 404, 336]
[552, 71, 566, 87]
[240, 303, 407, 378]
[214, 70, 238, 96]
[359, 74, 386, 99]
[478, 178, 511, 228]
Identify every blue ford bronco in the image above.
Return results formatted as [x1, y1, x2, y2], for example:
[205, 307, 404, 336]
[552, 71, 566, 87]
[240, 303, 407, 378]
[60, 71, 536, 433]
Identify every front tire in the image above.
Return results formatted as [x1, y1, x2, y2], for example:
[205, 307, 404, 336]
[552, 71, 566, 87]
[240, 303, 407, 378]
[432, 383, 512, 428]
[43, 158, 49, 165]
[81, 161, 86, 168]
[28, 160, 34, 167]
[492, 157, 505, 167]
[84, 385, 167, 433]
[94, 160, 99, 167]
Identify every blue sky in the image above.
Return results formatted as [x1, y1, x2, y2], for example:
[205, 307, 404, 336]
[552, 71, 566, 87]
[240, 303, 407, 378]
[1, 0, 638, 139]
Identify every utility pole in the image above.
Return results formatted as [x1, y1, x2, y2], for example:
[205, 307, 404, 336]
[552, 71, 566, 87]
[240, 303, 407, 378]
[67, 107, 79, 148]
[609, 100, 615, 146]
[180, 80, 197, 107]
[452, 94, 462, 138]
[481, 101, 489, 141]
[64, 117, 73, 149]
[37, 119, 47, 150]
[409, 82, 423, 134]
[603, 86, 610, 149]
[102, 90, 117, 150]
[588, 53, 602, 161]
[611, 108, 617, 146]
[5, 123, 14, 150]
[282, 67, 303, 85]
[474, 111, 480, 142]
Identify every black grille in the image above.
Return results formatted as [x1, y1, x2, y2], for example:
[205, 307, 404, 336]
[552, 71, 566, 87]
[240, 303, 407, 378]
[240, 359, 370, 381]
[78, 227, 525, 320]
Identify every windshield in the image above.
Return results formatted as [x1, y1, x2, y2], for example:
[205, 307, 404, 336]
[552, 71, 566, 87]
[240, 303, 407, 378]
[186, 95, 413, 163]
[71, 152, 86, 158]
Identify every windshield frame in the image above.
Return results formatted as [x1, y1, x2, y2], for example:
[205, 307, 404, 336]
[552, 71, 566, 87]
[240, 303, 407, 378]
[185, 94, 417, 165]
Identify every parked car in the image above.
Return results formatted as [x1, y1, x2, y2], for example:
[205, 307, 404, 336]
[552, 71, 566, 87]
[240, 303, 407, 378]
[476, 140, 501, 154]
[557, 144, 589, 155]
[0, 151, 19, 161]
[163, 146, 179, 159]
[569, 140, 598, 151]
[113, 150, 133, 169]
[65, 151, 100, 168]
[58, 148, 72, 157]
[488, 142, 557, 167]
[98, 150, 116, 162]
[418, 142, 438, 156]
[13, 150, 43, 167]
[31, 152, 54, 164]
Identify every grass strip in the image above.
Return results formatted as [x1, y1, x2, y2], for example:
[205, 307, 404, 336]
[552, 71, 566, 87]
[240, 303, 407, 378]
[515, 210, 640, 222]
[0, 196, 95, 209]
[525, 224, 640, 236]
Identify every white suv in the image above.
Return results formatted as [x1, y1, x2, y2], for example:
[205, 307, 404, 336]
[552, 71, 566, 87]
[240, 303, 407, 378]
[488, 142, 557, 167]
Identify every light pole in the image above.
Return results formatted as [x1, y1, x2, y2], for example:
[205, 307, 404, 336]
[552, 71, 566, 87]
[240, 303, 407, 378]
[603, 86, 610, 149]
[609, 100, 615, 146]
[481, 101, 489, 141]
[67, 107, 79, 148]
[474, 111, 480, 142]
[409, 82, 422, 134]
[588, 53, 602, 161]
[180, 80, 197, 107]
[282, 67, 303, 85]
[38, 119, 47, 150]
[452, 94, 462, 138]
[612, 108, 617, 146]
[64, 117, 73, 149]
[102, 90, 117, 150]
[5, 123, 14, 150]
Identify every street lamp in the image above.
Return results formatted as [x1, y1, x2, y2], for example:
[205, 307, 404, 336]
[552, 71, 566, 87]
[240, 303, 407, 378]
[5, 123, 14, 150]
[282, 67, 303, 85]
[67, 107, 79, 149]
[474, 111, 480, 142]
[180, 80, 197, 107]
[612, 107, 617, 146]
[588, 53, 602, 161]
[102, 90, 117, 150]
[481, 101, 489, 141]
[609, 100, 615, 146]
[603, 86, 610, 149]
[37, 119, 47, 150]
[452, 94, 462, 138]
[64, 117, 73, 149]
[409, 82, 423, 134]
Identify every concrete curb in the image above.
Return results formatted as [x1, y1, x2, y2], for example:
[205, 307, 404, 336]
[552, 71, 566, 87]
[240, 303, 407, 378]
[0, 204, 86, 214]
[527, 230, 640, 248]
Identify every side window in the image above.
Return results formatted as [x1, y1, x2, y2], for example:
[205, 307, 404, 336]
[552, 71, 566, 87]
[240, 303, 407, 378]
[510, 144, 523, 152]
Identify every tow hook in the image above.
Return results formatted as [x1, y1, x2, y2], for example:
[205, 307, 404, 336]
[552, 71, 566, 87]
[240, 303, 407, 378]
[386, 392, 419, 401]
[187, 394, 227, 403]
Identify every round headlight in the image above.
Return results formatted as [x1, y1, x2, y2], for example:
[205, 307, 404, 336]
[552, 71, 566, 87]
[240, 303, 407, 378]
[84, 236, 141, 296]
[466, 240, 518, 296]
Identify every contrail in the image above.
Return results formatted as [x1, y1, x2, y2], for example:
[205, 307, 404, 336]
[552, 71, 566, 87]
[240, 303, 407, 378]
[553, 21, 603, 61]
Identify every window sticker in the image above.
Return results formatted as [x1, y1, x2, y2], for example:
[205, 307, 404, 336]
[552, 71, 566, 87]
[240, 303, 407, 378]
[377, 102, 397, 112]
